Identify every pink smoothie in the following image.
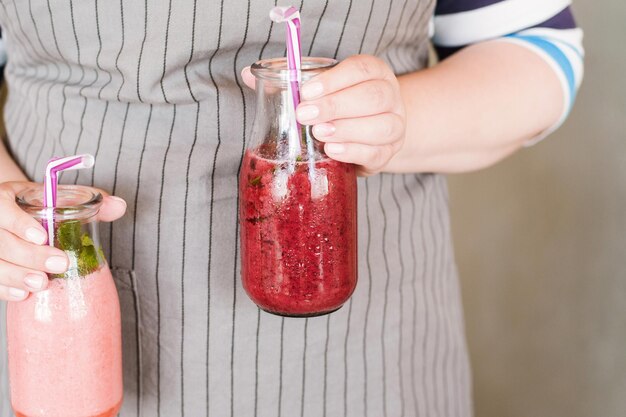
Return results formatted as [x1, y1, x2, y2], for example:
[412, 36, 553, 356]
[7, 266, 123, 417]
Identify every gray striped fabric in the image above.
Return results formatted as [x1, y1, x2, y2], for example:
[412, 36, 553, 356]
[0, 0, 472, 416]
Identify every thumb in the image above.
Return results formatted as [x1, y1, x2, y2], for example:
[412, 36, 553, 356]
[241, 66, 256, 90]
[94, 189, 127, 222]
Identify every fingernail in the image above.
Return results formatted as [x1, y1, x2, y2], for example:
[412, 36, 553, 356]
[313, 123, 336, 138]
[24, 274, 46, 291]
[109, 196, 126, 206]
[8, 288, 28, 300]
[301, 82, 323, 100]
[26, 227, 47, 245]
[325, 143, 345, 154]
[296, 105, 319, 122]
[45, 256, 68, 273]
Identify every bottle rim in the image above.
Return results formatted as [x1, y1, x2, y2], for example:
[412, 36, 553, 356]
[16, 185, 103, 221]
[251, 57, 337, 83]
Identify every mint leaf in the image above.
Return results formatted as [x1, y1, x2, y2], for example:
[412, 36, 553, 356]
[78, 243, 100, 276]
[52, 222, 103, 278]
[81, 233, 95, 247]
[56, 220, 82, 252]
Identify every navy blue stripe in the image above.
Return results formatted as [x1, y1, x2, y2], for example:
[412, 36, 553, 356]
[435, 6, 577, 60]
[434, 45, 463, 60]
[436, 2, 576, 34]
[435, 0, 504, 16]
[533, 7, 576, 30]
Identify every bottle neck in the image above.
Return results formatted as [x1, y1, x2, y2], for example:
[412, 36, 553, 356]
[249, 57, 337, 163]
[16, 185, 107, 279]
[251, 79, 325, 162]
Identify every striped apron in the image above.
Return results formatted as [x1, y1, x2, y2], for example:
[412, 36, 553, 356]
[0, 0, 472, 415]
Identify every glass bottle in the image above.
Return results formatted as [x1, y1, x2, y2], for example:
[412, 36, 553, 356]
[7, 185, 123, 417]
[239, 57, 358, 317]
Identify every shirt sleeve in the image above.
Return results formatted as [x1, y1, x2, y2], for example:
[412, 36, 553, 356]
[433, 0, 584, 145]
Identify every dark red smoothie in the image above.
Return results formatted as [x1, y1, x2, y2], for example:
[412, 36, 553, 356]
[239, 150, 358, 316]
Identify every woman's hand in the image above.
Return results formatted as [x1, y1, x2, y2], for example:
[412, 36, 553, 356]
[0, 181, 126, 302]
[242, 54, 406, 176]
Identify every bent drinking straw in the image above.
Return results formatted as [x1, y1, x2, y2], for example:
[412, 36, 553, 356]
[269, 6, 303, 159]
[43, 154, 95, 246]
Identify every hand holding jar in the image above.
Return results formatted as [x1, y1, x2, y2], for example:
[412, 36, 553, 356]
[0, 181, 126, 301]
[243, 54, 406, 176]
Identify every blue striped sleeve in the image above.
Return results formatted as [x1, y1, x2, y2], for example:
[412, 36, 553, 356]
[432, 0, 584, 144]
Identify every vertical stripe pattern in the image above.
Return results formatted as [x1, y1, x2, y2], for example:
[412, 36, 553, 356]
[0, 1, 472, 416]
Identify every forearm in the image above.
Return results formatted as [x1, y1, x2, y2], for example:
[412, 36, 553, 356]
[0, 140, 27, 182]
[386, 40, 564, 174]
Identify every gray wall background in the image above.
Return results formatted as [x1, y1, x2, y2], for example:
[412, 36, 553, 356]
[448, 1, 626, 416]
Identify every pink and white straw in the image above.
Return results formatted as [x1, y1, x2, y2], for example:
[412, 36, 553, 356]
[270, 6, 303, 155]
[43, 154, 95, 246]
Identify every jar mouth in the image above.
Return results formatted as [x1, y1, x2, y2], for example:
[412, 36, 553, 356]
[251, 57, 337, 83]
[17, 185, 103, 221]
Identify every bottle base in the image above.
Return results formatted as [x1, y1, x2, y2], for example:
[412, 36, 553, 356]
[14, 399, 122, 417]
[260, 305, 342, 318]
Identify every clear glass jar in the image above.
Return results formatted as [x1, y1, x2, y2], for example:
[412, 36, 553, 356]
[239, 57, 358, 317]
[7, 185, 123, 417]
